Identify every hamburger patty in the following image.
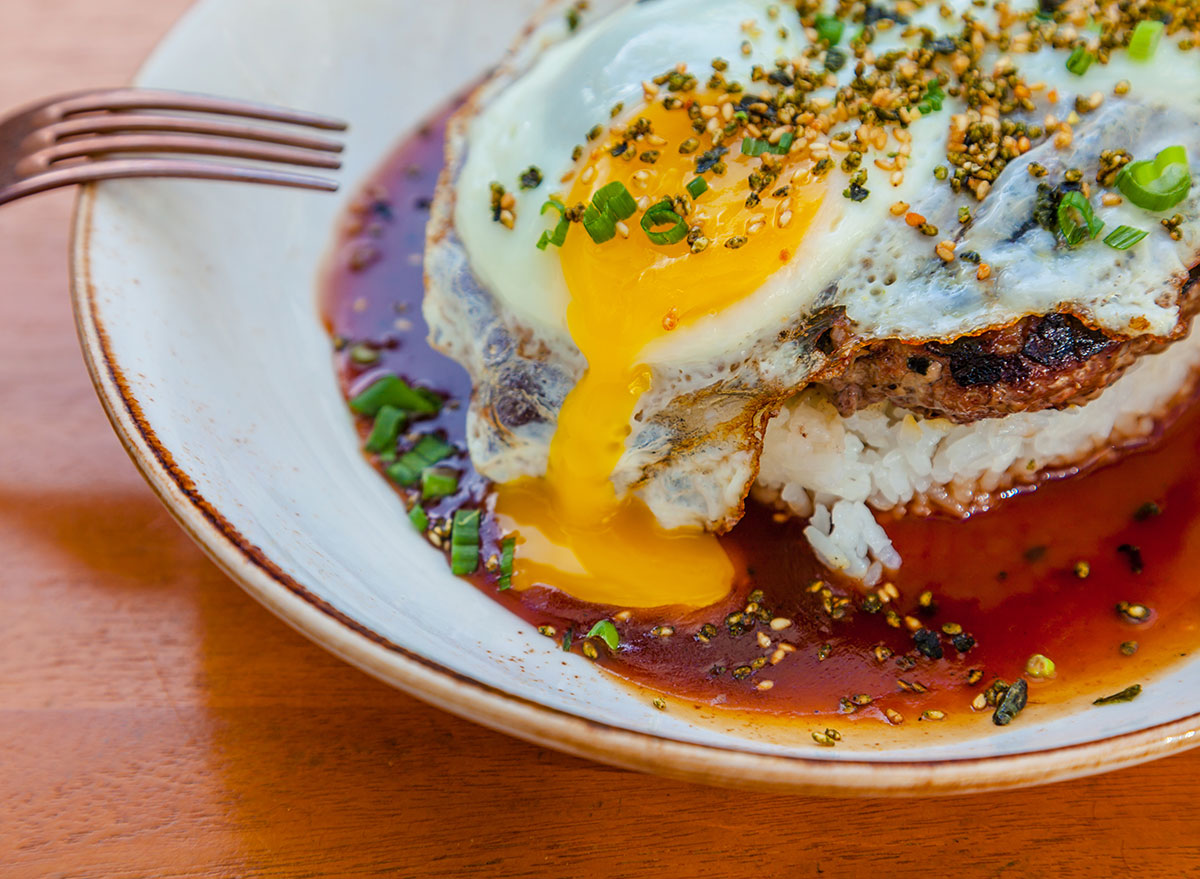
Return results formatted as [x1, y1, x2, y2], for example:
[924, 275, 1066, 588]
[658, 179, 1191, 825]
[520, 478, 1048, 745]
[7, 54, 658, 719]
[820, 271, 1200, 425]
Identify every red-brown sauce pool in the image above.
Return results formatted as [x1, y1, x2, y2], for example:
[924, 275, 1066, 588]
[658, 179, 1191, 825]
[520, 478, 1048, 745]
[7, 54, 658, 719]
[323, 107, 1200, 732]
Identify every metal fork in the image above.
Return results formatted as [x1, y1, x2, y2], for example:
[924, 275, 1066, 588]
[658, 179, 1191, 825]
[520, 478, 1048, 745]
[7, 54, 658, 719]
[0, 88, 348, 206]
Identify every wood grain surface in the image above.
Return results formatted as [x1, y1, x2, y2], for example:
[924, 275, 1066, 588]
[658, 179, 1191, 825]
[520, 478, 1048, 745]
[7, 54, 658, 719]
[1, 2, 1199, 877]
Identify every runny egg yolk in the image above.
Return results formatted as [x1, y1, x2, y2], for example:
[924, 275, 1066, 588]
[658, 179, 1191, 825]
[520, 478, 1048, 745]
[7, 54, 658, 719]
[495, 97, 824, 608]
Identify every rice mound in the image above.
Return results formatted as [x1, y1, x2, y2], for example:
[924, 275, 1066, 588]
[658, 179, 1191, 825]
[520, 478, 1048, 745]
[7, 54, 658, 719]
[754, 328, 1200, 585]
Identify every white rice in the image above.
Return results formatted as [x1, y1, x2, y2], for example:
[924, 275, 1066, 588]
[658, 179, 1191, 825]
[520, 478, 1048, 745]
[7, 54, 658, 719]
[754, 328, 1200, 585]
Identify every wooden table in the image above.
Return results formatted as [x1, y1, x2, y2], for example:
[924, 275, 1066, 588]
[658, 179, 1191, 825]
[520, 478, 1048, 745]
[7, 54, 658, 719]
[2, 2, 1198, 876]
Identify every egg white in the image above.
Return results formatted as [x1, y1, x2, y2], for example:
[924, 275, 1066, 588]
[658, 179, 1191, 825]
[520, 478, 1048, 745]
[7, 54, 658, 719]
[431, 0, 1200, 528]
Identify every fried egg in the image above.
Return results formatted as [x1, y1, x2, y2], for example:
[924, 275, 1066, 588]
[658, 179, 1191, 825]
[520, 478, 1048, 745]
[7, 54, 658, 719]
[426, 0, 1200, 606]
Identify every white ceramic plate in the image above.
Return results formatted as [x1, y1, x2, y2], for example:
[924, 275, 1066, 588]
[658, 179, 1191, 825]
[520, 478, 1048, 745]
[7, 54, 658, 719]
[70, 0, 1200, 795]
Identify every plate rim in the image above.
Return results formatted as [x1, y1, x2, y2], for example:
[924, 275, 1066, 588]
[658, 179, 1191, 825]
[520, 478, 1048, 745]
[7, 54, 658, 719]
[66, 0, 1200, 796]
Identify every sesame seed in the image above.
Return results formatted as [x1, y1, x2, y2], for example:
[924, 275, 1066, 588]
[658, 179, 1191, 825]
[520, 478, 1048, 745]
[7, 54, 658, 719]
[778, 210, 793, 228]
[905, 211, 925, 227]
[976, 263, 992, 281]
[1117, 601, 1151, 622]
[756, 680, 775, 691]
[580, 166, 596, 184]
[936, 240, 956, 262]
[1026, 654, 1056, 679]
[756, 631, 771, 649]
[890, 200, 910, 216]
[770, 617, 792, 630]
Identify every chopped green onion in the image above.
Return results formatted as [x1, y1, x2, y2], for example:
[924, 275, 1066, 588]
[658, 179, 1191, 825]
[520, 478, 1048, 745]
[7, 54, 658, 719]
[421, 467, 459, 499]
[451, 508, 481, 547]
[388, 433, 454, 487]
[742, 136, 769, 158]
[386, 459, 422, 486]
[686, 177, 709, 199]
[498, 537, 516, 590]
[450, 542, 479, 576]
[1057, 191, 1104, 245]
[451, 508, 482, 574]
[586, 619, 620, 651]
[351, 376, 442, 416]
[640, 200, 688, 246]
[1104, 225, 1149, 250]
[408, 505, 429, 533]
[412, 433, 454, 464]
[814, 13, 844, 45]
[537, 199, 570, 250]
[1128, 20, 1164, 61]
[364, 405, 405, 454]
[917, 80, 946, 114]
[1066, 46, 1095, 76]
[581, 203, 617, 243]
[562, 628, 573, 652]
[744, 134, 794, 156]
[1116, 145, 1192, 211]
[592, 181, 638, 220]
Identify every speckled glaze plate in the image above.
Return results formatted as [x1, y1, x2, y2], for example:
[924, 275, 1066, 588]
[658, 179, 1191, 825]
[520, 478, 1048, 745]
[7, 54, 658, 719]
[69, 0, 1200, 795]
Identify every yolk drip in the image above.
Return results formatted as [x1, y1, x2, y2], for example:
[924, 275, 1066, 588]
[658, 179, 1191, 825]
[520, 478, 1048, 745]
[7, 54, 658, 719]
[496, 98, 824, 608]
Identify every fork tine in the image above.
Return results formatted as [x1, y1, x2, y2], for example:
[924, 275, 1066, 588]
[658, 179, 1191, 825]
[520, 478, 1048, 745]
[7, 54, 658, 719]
[40, 114, 345, 152]
[51, 88, 347, 131]
[33, 133, 343, 170]
[0, 157, 338, 207]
